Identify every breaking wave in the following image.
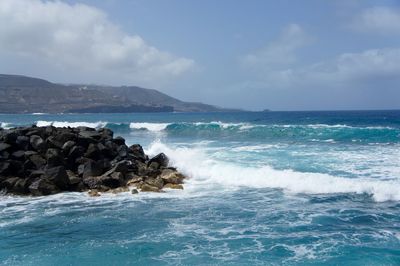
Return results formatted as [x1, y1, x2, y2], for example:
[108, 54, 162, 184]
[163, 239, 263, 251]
[3, 120, 394, 143]
[146, 141, 400, 202]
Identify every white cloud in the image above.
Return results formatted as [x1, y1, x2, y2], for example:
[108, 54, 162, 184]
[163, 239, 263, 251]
[279, 47, 400, 86]
[237, 47, 400, 110]
[242, 24, 312, 69]
[0, 0, 195, 85]
[351, 6, 400, 34]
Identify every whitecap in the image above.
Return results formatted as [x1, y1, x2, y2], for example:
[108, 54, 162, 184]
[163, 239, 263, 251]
[146, 141, 400, 202]
[129, 122, 170, 131]
[36, 120, 107, 128]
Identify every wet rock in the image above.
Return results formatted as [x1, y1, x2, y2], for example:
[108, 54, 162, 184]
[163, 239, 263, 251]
[102, 172, 124, 188]
[131, 189, 139, 194]
[68, 145, 85, 159]
[129, 144, 147, 161]
[88, 189, 100, 197]
[45, 148, 64, 166]
[1, 125, 185, 196]
[12, 178, 31, 194]
[28, 154, 46, 169]
[148, 153, 169, 168]
[117, 145, 129, 158]
[16, 136, 30, 150]
[29, 178, 59, 196]
[62, 140, 76, 155]
[82, 161, 103, 178]
[11, 150, 25, 160]
[145, 176, 164, 189]
[112, 136, 125, 146]
[163, 183, 184, 190]
[140, 183, 162, 192]
[30, 135, 46, 151]
[113, 160, 130, 174]
[44, 166, 69, 189]
[126, 173, 143, 185]
[159, 169, 185, 184]
[85, 143, 101, 159]
[110, 186, 129, 194]
[0, 161, 11, 175]
[0, 143, 11, 152]
[79, 130, 102, 141]
[66, 170, 80, 185]
[4, 131, 19, 144]
[0, 177, 20, 190]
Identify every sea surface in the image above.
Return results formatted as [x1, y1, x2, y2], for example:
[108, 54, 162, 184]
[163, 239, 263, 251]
[1, 110, 400, 265]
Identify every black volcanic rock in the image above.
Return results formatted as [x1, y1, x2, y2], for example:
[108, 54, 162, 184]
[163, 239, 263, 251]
[0, 125, 187, 196]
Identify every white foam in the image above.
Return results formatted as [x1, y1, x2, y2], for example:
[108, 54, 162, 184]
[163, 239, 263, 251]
[0, 122, 11, 129]
[146, 141, 400, 202]
[36, 120, 106, 128]
[129, 122, 169, 131]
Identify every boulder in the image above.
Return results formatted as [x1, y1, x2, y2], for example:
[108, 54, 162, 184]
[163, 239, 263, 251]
[88, 189, 100, 197]
[45, 148, 64, 166]
[145, 176, 164, 189]
[110, 186, 129, 194]
[30, 135, 46, 151]
[148, 153, 169, 168]
[113, 160, 131, 173]
[16, 136, 30, 150]
[102, 172, 124, 188]
[0, 161, 11, 175]
[0, 143, 11, 152]
[0, 176, 20, 190]
[28, 154, 46, 169]
[4, 131, 19, 144]
[62, 140, 76, 155]
[128, 144, 147, 161]
[29, 178, 59, 196]
[12, 178, 31, 194]
[0, 150, 10, 160]
[47, 136, 64, 149]
[112, 136, 125, 146]
[140, 183, 162, 192]
[44, 166, 70, 189]
[68, 145, 85, 159]
[66, 170, 81, 185]
[11, 150, 25, 160]
[159, 169, 185, 184]
[82, 161, 103, 178]
[117, 145, 129, 158]
[84, 143, 101, 159]
[163, 183, 184, 190]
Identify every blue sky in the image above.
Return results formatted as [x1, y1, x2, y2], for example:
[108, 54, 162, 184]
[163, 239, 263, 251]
[1, 0, 400, 110]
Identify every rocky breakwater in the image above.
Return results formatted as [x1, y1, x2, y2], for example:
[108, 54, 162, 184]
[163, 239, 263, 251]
[0, 125, 186, 196]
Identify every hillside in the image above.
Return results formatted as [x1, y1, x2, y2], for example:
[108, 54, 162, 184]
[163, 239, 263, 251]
[0, 74, 233, 113]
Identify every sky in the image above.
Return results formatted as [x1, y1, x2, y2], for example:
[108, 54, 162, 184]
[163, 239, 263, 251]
[0, 0, 400, 111]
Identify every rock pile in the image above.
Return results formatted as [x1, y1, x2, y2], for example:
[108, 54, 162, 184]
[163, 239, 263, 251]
[0, 125, 186, 196]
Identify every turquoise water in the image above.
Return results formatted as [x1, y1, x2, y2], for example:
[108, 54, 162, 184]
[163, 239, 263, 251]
[1, 111, 400, 265]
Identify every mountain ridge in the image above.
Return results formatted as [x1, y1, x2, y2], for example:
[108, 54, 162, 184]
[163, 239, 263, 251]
[0, 74, 238, 113]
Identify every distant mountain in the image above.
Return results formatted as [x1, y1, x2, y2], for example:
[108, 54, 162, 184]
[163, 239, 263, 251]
[0, 74, 238, 113]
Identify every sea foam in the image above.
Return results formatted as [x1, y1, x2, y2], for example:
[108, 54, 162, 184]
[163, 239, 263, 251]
[146, 141, 400, 202]
[36, 120, 107, 128]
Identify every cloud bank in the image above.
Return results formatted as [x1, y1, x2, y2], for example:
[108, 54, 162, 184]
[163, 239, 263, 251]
[0, 0, 195, 85]
[242, 24, 311, 69]
[351, 6, 400, 34]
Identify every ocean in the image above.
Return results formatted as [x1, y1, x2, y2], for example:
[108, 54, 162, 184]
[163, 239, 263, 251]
[1, 110, 400, 265]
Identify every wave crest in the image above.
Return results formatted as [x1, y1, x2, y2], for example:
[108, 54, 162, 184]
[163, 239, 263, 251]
[146, 141, 400, 202]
